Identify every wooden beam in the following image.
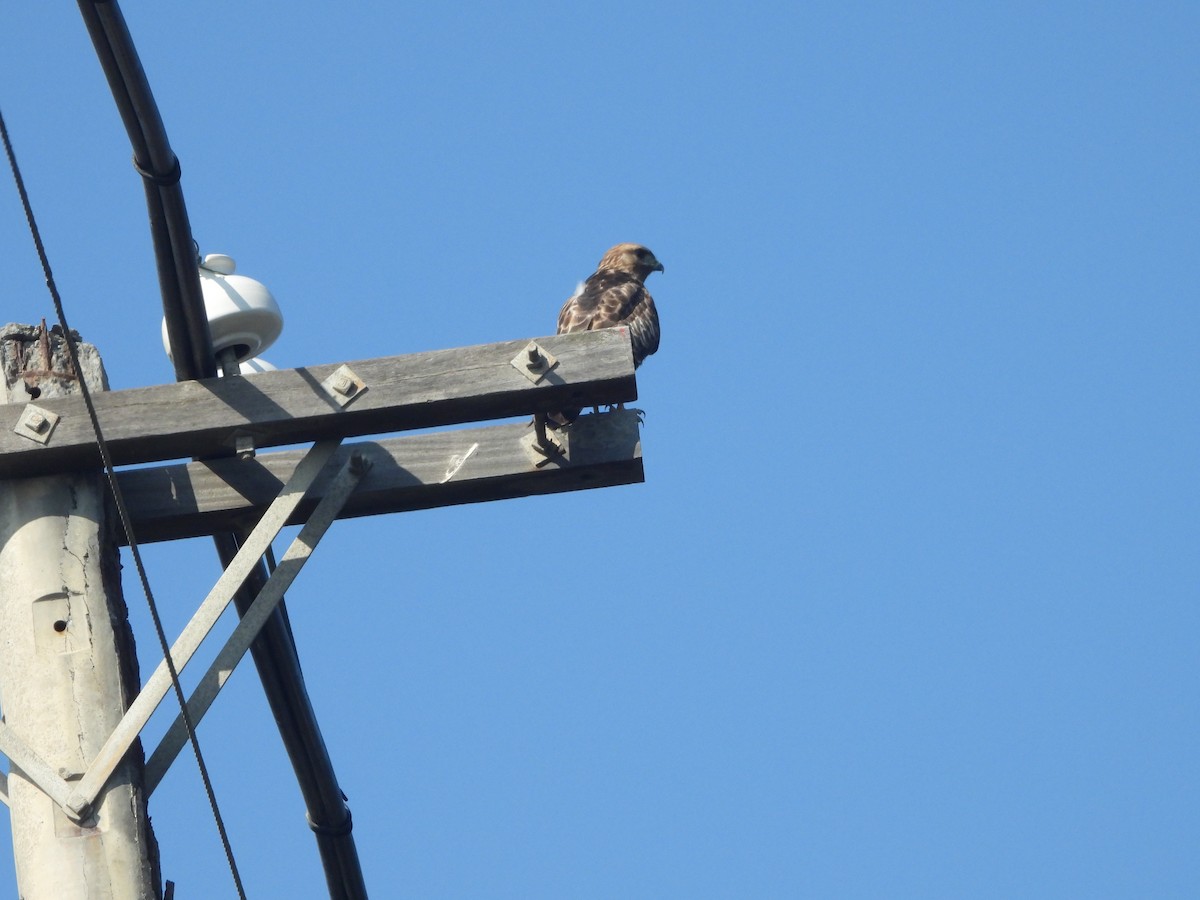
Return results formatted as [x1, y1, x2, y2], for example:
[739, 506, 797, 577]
[114, 410, 643, 544]
[0, 329, 636, 479]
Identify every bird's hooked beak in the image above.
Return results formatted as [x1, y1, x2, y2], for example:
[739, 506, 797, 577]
[650, 259, 665, 274]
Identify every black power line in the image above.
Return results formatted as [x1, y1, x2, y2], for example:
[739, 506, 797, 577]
[73, 2, 368, 896]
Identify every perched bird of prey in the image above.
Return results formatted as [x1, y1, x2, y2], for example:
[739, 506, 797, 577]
[548, 243, 664, 426]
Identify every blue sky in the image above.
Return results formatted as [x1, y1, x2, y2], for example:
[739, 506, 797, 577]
[0, 3, 1196, 897]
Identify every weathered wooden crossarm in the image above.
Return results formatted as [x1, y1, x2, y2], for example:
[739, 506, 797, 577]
[115, 410, 644, 544]
[0, 329, 636, 479]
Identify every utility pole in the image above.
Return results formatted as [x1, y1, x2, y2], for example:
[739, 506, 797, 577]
[0, 321, 642, 895]
[0, 323, 159, 898]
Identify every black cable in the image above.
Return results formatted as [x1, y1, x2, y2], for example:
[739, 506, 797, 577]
[0, 106, 248, 900]
[76, 0, 215, 382]
[74, 5, 368, 894]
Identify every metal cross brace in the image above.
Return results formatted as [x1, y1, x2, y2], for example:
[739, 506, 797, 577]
[0, 719, 76, 813]
[0, 437, 350, 819]
[143, 449, 371, 793]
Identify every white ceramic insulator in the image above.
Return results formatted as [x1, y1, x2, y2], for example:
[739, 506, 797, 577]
[237, 357, 277, 375]
[201, 253, 237, 275]
[162, 255, 283, 364]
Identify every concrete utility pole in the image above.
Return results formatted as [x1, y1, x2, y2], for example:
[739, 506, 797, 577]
[0, 323, 159, 899]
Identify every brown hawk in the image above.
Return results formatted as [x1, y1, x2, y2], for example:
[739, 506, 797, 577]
[548, 243, 663, 426]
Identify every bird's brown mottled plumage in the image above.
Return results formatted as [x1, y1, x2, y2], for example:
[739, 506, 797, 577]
[556, 243, 663, 367]
[549, 243, 663, 426]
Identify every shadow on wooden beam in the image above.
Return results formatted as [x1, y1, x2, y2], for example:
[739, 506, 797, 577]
[115, 410, 643, 544]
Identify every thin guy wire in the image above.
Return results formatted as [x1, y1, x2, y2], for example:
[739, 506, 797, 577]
[0, 107, 248, 900]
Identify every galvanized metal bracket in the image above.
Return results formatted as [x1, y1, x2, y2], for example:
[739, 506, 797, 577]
[68, 438, 348, 820]
[320, 364, 367, 407]
[511, 341, 558, 385]
[522, 416, 567, 467]
[228, 429, 257, 459]
[143, 448, 372, 794]
[13, 404, 60, 445]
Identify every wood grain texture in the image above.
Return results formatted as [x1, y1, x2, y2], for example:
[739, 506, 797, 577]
[0, 329, 637, 479]
[115, 410, 643, 543]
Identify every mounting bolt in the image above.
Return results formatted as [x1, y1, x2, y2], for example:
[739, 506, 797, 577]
[14, 403, 61, 445]
[320, 364, 367, 408]
[65, 792, 91, 821]
[233, 432, 256, 459]
[349, 450, 374, 476]
[511, 341, 558, 384]
[331, 373, 357, 397]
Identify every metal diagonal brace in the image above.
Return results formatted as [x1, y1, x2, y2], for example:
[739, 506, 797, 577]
[0, 721, 74, 813]
[144, 450, 372, 793]
[68, 438, 343, 819]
